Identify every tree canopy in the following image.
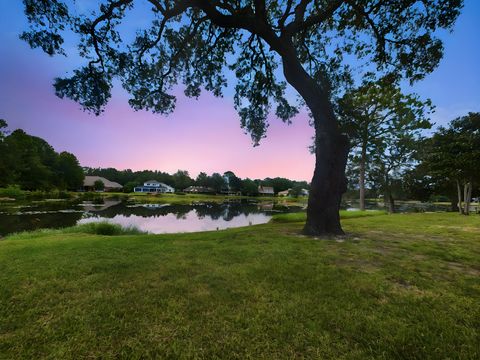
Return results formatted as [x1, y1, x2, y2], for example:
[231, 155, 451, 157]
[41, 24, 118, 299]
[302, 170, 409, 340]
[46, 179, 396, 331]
[421, 112, 480, 214]
[20, 0, 463, 235]
[337, 79, 433, 210]
[0, 122, 84, 190]
[21, 0, 462, 143]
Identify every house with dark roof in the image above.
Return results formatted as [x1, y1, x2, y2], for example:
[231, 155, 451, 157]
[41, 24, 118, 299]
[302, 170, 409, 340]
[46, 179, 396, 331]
[134, 180, 174, 193]
[258, 185, 274, 196]
[83, 176, 123, 192]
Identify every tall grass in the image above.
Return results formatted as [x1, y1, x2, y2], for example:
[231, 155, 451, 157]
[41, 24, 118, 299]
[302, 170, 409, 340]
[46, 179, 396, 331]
[6, 222, 146, 240]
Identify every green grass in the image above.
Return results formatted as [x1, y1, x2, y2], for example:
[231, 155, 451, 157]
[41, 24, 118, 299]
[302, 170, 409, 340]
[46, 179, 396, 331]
[0, 213, 479, 359]
[121, 192, 307, 206]
[271, 210, 386, 223]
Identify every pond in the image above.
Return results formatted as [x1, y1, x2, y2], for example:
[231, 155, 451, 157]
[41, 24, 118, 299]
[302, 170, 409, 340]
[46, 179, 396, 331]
[0, 197, 458, 237]
[0, 199, 304, 236]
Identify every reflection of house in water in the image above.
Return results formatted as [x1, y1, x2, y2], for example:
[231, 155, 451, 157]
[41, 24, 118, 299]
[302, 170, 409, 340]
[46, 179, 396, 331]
[81, 200, 121, 212]
[134, 181, 174, 193]
[141, 204, 170, 209]
[258, 202, 274, 210]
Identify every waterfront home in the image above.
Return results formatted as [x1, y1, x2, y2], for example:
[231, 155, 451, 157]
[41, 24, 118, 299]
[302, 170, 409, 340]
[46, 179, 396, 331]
[278, 188, 309, 197]
[134, 180, 174, 193]
[83, 176, 123, 192]
[278, 189, 290, 197]
[258, 186, 274, 196]
[184, 186, 216, 194]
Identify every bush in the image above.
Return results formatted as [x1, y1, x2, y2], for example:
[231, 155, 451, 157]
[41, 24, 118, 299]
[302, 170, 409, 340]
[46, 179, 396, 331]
[58, 190, 73, 199]
[0, 185, 25, 199]
[92, 197, 105, 205]
[7, 222, 146, 239]
[71, 222, 145, 235]
[429, 195, 450, 203]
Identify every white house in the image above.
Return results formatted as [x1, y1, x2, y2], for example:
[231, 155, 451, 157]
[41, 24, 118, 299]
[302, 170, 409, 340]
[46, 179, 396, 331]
[134, 180, 174, 193]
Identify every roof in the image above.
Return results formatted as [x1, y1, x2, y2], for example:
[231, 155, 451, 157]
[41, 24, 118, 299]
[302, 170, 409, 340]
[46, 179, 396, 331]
[184, 186, 215, 192]
[83, 176, 123, 189]
[145, 180, 160, 184]
[258, 186, 274, 194]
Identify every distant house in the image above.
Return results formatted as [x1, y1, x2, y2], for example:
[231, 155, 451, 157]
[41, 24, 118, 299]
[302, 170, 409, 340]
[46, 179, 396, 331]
[134, 180, 174, 193]
[83, 176, 123, 192]
[258, 185, 274, 196]
[184, 186, 216, 194]
[300, 189, 309, 196]
[278, 188, 309, 197]
[278, 189, 290, 197]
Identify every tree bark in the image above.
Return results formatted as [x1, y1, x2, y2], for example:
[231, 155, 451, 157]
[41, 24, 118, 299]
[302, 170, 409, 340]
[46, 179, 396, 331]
[280, 44, 349, 236]
[359, 143, 367, 211]
[387, 192, 395, 214]
[303, 130, 349, 235]
[456, 180, 464, 215]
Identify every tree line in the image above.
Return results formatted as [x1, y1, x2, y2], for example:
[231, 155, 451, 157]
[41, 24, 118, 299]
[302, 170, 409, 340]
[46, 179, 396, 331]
[2, 108, 478, 212]
[0, 120, 84, 191]
[84, 167, 310, 196]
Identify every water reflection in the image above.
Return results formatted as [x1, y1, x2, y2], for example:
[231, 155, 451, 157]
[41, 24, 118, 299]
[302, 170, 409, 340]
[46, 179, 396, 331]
[79, 212, 271, 233]
[0, 200, 299, 236]
[0, 198, 456, 236]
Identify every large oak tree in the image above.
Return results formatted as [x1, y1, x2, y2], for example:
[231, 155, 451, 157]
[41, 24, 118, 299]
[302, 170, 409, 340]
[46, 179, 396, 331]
[21, 0, 462, 235]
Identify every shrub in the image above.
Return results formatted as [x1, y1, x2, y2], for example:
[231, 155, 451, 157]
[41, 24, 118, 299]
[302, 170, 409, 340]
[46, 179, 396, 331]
[7, 222, 146, 239]
[92, 197, 105, 205]
[0, 185, 25, 199]
[73, 222, 145, 235]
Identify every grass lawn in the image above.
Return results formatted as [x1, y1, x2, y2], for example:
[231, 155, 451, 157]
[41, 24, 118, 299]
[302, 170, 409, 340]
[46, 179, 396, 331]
[0, 212, 479, 359]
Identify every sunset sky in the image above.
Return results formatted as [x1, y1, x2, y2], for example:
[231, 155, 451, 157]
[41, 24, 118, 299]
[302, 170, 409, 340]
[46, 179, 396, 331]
[1, 1, 479, 181]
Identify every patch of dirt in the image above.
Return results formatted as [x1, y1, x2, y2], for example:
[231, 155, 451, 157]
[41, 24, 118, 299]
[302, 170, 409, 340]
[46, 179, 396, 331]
[432, 225, 480, 233]
[446, 262, 480, 276]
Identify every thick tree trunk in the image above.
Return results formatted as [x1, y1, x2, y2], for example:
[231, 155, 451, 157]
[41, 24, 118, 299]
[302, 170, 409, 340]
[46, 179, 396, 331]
[359, 144, 367, 211]
[280, 44, 349, 236]
[456, 180, 464, 215]
[303, 131, 349, 235]
[387, 193, 395, 214]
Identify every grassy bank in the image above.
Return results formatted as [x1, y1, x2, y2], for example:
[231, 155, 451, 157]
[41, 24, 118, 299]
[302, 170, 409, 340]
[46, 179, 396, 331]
[112, 192, 307, 206]
[0, 187, 307, 207]
[0, 213, 479, 359]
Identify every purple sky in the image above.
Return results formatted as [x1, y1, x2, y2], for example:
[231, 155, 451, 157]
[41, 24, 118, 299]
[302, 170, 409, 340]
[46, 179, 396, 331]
[1, 1, 479, 181]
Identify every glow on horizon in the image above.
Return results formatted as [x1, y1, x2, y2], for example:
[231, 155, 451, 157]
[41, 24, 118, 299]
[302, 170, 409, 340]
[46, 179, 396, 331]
[0, 1, 479, 182]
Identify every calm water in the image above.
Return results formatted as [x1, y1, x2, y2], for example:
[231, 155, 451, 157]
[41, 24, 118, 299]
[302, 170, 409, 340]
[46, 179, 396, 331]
[0, 199, 303, 236]
[0, 198, 456, 236]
